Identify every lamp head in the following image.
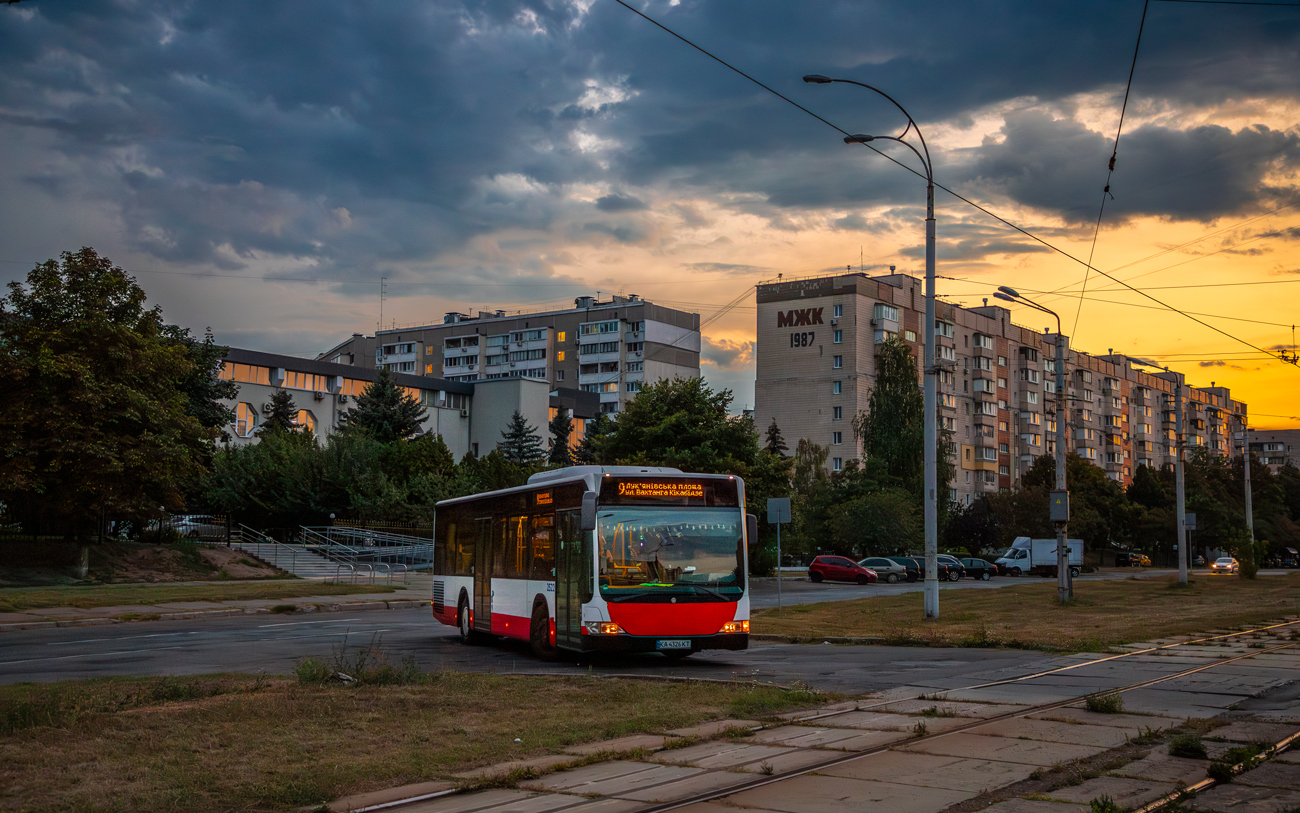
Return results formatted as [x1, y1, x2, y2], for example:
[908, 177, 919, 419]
[996, 285, 1020, 298]
[802, 74, 833, 84]
[843, 134, 876, 144]
[992, 292, 1016, 304]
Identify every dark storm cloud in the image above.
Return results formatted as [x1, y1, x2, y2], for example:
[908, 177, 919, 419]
[2, 0, 1299, 277]
[961, 111, 1300, 223]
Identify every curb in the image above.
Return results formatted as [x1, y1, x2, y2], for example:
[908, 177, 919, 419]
[751, 633, 886, 645]
[0, 598, 431, 632]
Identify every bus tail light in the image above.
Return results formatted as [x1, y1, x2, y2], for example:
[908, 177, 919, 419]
[719, 620, 749, 634]
[584, 622, 625, 635]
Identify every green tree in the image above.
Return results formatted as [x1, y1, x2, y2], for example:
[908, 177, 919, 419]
[944, 496, 1004, 558]
[258, 389, 301, 437]
[590, 377, 756, 473]
[830, 488, 920, 558]
[764, 420, 789, 457]
[338, 367, 427, 442]
[0, 248, 214, 541]
[573, 412, 612, 465]
[162, 326, 237, 444]
[499, 410, 545, 465]
[548, 409, 575, 467]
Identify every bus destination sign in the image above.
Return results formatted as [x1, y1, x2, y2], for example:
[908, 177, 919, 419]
[617, 481, 704, 500]
[600, 477, 740, 507]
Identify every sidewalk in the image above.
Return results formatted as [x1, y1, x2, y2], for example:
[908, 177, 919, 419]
[0, 574, 432, 631]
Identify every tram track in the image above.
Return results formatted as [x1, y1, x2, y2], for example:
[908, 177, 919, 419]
[370, 617, 1300, 813]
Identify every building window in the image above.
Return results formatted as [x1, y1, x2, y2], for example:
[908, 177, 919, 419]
[997, 377, 1008, 389]
[933, 319, 954, 338]
[834, 304, 843, 318]
[625, 381, 641, 393]
[425, 364, 434, 375]
[832, 431, 842, 445]
[580, 320, 620, 335]
[875, 304, 900, 322]
[999, 443, 1009, 454]
[833, 330, 843, 344]
[905, 330, 917, 342]
[295, 410, 316, 434]
[234, 403, 257, 437]
[556, 370, 564, 381]
[833, 355, 843, 369]
[626, 342, 644, 353]
[832, 381, 842, 395]
[832, 457, 843, 472]
[973, 333, 993, 350]
[626, 361, 643, 372]
[998, 355, 1007, 367]
[833, 406, 842, 420]
[557, 331, 566, 342]
[219, 363, 272, 385]
[556, 350, 565, 362]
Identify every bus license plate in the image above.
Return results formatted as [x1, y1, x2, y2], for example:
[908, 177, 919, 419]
[656, 639, 691, 650]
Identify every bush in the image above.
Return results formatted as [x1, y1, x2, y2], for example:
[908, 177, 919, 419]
[1168, 733, 1207, 759]
[1085, 693, 1124, 714]
[1090, 796, 1123, 813]
[294, 658, 332, 685]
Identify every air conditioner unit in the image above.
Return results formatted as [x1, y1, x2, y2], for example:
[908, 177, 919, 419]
[870, 318, 878, 327]
[459, 408, 469, 418]
[261, 403, 274, 415]
[313, 391, 325, 401]
[337, 394, 349, 405]
[830, 318, 838, 326]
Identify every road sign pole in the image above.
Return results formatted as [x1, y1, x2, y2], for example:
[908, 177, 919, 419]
[776, 521, 782, 611]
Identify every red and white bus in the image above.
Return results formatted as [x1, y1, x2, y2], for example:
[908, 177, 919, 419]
[431, 466, 753, 659]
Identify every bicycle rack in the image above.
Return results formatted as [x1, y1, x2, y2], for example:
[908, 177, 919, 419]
[334, 564, 355, 583]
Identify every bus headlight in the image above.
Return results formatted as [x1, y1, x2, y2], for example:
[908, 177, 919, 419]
[584, 622, 625, 635]
[719, 620, 749, 634]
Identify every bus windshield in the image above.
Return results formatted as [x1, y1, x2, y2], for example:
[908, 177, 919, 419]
[597, 506, 744, 602]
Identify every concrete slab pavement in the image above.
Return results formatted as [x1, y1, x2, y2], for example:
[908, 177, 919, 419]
[816, 751, 1039, 793]
[898, 732, 1107, 765]
[1050, 776, 1180, 808]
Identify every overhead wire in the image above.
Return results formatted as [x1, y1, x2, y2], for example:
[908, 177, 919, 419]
[1075, 0, 1151, 336]
[609, 0, 1297, 368]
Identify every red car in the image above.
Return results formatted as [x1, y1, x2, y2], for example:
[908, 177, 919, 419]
[808, 555, 878, 585]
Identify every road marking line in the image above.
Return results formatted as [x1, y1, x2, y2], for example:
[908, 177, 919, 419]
[257, 618, 363, 628]
[47, 631, 200, 646]
[0, 646, 189, 666]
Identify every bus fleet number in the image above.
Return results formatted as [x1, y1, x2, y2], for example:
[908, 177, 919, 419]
[789, 331, 815, 348]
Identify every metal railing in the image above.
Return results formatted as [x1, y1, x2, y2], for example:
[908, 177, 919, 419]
[232, 525, 297, 572]
[298, 526, 434, 573]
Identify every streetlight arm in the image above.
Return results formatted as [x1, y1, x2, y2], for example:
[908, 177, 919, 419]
[847, 134, 930, 183]
[821, 78, 931, 179]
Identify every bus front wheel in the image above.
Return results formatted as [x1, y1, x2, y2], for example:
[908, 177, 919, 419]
[457, 597, 482, 645]
[530, 603, 557, 661]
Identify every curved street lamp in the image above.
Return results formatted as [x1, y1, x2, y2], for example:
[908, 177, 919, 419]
[803, 74, 941, 619]
[993, 288, 1073, 603]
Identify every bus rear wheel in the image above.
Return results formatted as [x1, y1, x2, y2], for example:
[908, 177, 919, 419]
[530, 603, 557, 661]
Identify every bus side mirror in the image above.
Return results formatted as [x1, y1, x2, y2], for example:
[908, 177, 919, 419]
[581, 491, 598, 532]
[746, 514, 758, 549]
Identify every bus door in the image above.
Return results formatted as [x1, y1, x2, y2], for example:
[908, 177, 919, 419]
[554, 510, 588, 649]
[473, 517, 493, 633]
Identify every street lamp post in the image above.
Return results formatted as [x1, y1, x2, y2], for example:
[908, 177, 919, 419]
[993, 289, 1071, 603]
[1132, 359, 1188, 584]
[803, 74, 940, 619]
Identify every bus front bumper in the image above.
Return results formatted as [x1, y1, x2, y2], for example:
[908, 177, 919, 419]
[573, 633, 748, 654]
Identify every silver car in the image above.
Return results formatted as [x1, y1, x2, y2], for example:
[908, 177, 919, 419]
[858, 556, 911, 584]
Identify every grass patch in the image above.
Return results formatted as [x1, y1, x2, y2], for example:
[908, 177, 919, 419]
[751, 574, 1300, 651]
[0, 581, 396, 613]
[1168, 732, 1207, 759]
[0, 670, 827, 812]
[1085, 693, 1125, 714]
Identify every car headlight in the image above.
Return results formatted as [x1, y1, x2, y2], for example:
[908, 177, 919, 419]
[583, 621, 624, 635]
[719, 620, 749, 634]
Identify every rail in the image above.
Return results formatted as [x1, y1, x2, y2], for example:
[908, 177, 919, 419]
[298, 526, 434, 571]
[233, 525, 296, 572]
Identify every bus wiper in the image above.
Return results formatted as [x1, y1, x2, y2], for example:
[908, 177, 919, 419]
[691, 585, 729, 601]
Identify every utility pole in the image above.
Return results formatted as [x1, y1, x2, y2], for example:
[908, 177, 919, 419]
[1241, 415, 1255, 543]
[1174, 373, 1187, 584]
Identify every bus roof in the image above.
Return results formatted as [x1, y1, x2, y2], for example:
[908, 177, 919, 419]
[434, 466, 739, 508]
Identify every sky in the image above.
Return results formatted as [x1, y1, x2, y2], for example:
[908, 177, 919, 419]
[2, 0, 1298, 428]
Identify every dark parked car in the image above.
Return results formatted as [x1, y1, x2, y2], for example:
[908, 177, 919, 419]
[936, 554, 967, 581]
[906, 556, 956, 581]
[809, 556, 878, 585]
[886, 557, 921, 582]
[858, 557, 910, 584]
[960, 557, 998, 580]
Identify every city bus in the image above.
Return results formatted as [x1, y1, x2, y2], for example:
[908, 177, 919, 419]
[431, 466, 753, 659]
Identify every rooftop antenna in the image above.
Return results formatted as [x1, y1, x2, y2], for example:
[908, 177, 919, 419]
[859, 246, 863, 273]
[378, 276, 387, 333]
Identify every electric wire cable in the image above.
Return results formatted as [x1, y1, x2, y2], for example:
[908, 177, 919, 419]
[609, 0, 1298, 367]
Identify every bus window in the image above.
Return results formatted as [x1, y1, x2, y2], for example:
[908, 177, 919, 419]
[505, 515, 529, 577]
[452, 522, 474, 575]
[529, 514, 554, 580]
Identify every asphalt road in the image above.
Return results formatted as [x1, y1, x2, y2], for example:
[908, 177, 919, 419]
[746, 566, 1287, 609]
[0, 607, 1052, 693]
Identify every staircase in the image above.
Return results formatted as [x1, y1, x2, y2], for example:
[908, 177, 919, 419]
[231, 525, 431, 583]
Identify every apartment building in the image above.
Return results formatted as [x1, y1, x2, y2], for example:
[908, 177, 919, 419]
[1247, 428, 1300, 473]
[218, 347, 597, 459]
[754, 272, 1247, 506]
[318, 295, 700, 415]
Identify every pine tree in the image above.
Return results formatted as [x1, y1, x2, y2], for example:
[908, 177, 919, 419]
[257, 389, 300, 436]
[548, 409, 574, 467]
[764, 419, 789, 457]
[499, 410, 545, 465]
[338, 367, 428, 443]
[573, 412, 611, 464]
